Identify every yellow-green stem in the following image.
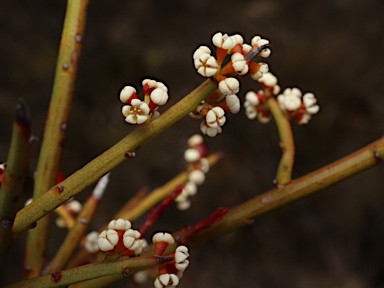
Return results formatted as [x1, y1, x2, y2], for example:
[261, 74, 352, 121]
[3, 256, 161, 288]
[25, 0, 89, 278]
[0, 100, 31, 264]
[268, 97, 295, 185]
[177, 136, 384, 247]
[46, 195, 100, 274]
[13, 79, 217, 235]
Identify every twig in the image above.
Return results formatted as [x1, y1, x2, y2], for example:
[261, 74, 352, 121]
[3, 256, 165, 288]
[13, 79, 217, 235]
[24, 0, 90, 278]
[0, 100, 31, 264]
[268, 97, 295, 185]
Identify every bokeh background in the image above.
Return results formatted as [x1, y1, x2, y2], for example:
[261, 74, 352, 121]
[1, 0, 384, 287]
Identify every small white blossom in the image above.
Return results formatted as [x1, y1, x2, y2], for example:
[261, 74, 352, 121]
[212, 32, 235, 50]
[225, 94, 240, 114]
[303, 93, 320, 114]
[231, 53, 248, 75]
[98, 229, 119, 252]
[176, 200, 191, 210]
[154, 273, 179, 288]
[84, 231, 100, 253]
[150, 88, 169, 106]
[205, 107, 226, 128]
[175, 246, 190, 272]
[184, 148, 200, 163]
[108, 218, 131, 231]
[278, 88, 302, 111]
[231, 34, 244, 46]
[120, 86, 137, 103]
[218, 77, 240, 95]
[187, 134, 203, 147]
[189, 169, 205, 185]
[122, 99, 150, 124]
[200, 121, 222, 137]
[251, 35, 271, 58]
[242, 43, 252, 54]
[123, 229, 142, 252]
[152, 232, 174, 245]
[258, 72, 278, 87]
[193, 46, 218, 77]
[250, 62, 269, 81]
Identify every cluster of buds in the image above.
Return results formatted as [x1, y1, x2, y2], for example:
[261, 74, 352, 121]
[244, 72, 280, 123]
[191, 32, 271, 136]
[152, 232, 189, 288]
[193, 32, 271, 80]
[119, 79, 169, 125]
[244, 72, 320, 124]
[96, 218, 145, 256]
[175, 135, 208, 209]
[277, 88, 320, 124]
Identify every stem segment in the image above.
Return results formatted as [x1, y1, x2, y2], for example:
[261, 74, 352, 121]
[268, 97, 295, 185]
[24, 0, 89, 278]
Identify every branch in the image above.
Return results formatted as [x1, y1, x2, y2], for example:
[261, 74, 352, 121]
[24, 0, 90, 278]
[13, 79, 217, 235]
[0, 100, 31, 264]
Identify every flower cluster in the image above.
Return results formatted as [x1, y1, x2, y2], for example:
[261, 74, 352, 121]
[277, 88, 320, 124]
[97, 218, 145, 256]
[120, 79, 169, 125]
[244, 72, 280, 123]
[191, 32, 271, 137]
[152, 232, 189, 288]
[175, 135, 208, 209]
[244, 72, 320, 124]
[193, 32, 271, 79]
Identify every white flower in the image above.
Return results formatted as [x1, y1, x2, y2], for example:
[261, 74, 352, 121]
[205, 107, 226, 128]
[200, 121, 222, 137]
[258, 72, 278, 87]
[231, 53, 248, 75]
[184, 148, 200, 163]
[108, 218, 131, 231]
[154, 273, 179, 288]
[175, 246, 190, 272]
[123, 229, 142, 252]
[150, 88, 169, 106]
[98, 229, 119, 252]
[242, 43, 252, 54]
[152, 232, 174, 245]
[187, 134, 203, 147]
[225, 94, 240, 114]
[250, 62, 269, 81]
[251, 35, 271, 58]
[278, 88, 302, 111]
[120, 86, 137, 103]
[303, 93, 320, 114]
[189, 169, 205, 185]
[122, 99, 150, 124]
[218, 77, 240, 95]
[193, 46, 218, 77]
[176, 200, 191, 211]
[84, 231, 100, 253]
[212, 32, 235, 50]
[231, 34, 244, 46]
[65, 199, 82, 213]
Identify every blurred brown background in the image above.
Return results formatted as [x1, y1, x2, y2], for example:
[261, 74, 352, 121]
[1, 0, 384, 287]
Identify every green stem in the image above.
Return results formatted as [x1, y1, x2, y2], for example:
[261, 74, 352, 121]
[13, 79, 217, 235]
[45, 195, 101, 274]
[3, 256, 162, 288]
[177, 136, 384, 246]
[268, 97, 295, 185]
[25, 0, 89, 278]
[0, 100, 31, 264]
